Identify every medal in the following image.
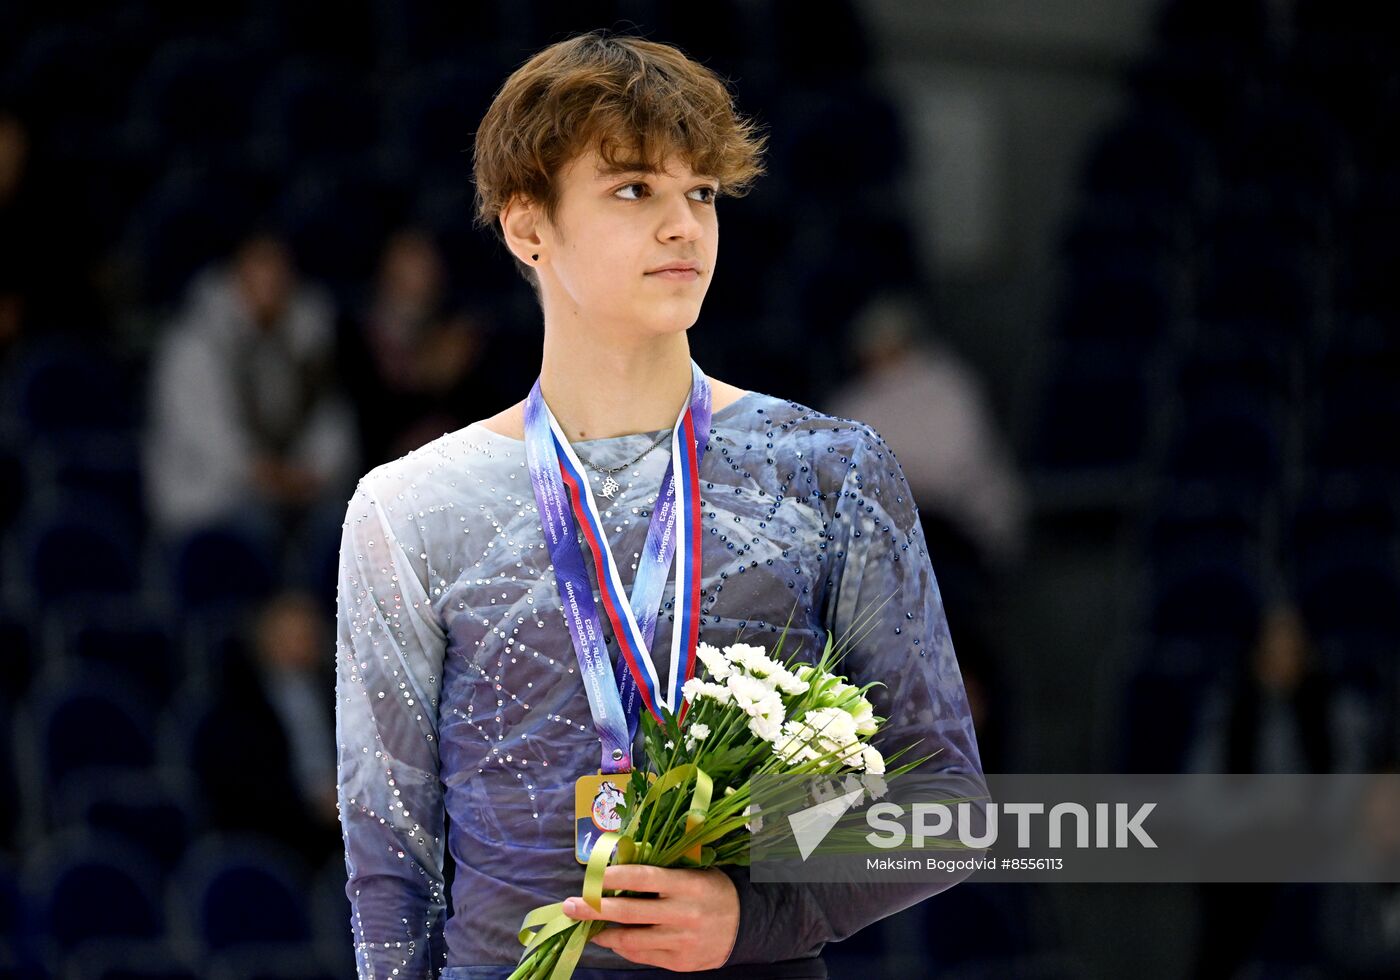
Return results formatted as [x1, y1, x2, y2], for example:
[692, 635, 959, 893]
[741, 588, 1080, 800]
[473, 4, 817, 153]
[574, 771, 626, 863]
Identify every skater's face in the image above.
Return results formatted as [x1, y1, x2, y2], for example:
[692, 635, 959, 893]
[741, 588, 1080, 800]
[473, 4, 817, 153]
[502, 144, 719, 340]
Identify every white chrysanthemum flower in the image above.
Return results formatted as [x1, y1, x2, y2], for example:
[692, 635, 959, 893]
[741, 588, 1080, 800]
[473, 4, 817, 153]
[726, 643, 781, 678]
[664, 740, 675, 751]
[700, 680, 733, 704]
[726, 673, 771, 712]
[746, 691, 783, 724]
[748, 712, 782, 742]
[684, 737, 697, 753]
[804, 707, 859, 746]
[684, 677, 733, 705]
[772, 668, 810, 696]
[743, 803, 763, 833]
[861, 744, 886, 775]
[696, 642, 732, 681]
[828, 738, 865, 767]
[689, 722, 711, 741]
[774, 720, 821, 764]
[847, 698, 877, 736]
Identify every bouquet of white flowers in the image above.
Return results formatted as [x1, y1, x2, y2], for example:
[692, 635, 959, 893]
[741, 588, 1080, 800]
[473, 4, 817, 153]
[510, 616, 932, 980]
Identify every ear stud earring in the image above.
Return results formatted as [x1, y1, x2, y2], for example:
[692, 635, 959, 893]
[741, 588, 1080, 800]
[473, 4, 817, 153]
[532, 254, 539, 261]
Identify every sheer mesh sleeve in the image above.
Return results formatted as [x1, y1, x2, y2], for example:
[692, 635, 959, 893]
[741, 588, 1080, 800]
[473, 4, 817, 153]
[336, 475, 450, 978]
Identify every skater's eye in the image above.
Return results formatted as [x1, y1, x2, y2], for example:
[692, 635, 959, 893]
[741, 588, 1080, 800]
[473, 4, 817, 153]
[614, 182, 718, 204]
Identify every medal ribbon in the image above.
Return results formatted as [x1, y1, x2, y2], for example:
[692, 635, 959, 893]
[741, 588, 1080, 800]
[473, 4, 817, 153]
[523, 359, 712, 774]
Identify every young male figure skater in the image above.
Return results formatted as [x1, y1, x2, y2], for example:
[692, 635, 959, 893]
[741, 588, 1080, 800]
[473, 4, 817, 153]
[335, 30, 987, 979]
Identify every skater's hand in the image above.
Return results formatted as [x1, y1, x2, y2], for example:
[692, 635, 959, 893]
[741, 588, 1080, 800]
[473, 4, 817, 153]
[562, 864, 740, 971]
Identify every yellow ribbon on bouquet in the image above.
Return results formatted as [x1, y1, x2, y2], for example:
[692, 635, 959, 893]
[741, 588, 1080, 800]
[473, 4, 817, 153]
[512, 765, 715, 980]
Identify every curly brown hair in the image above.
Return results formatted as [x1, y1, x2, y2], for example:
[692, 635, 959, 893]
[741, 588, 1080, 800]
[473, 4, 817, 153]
[471, 29, 769, 296]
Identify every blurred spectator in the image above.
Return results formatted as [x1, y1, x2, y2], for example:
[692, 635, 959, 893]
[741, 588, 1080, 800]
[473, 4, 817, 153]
[144, 232, 358, 539]
[337, 227, 493, 464]
[1187, 599, 1379, 978]
[826, 290, 1029, 571]
[1315, 767, 1400, 975]
[1186, 601, 1375, 775]
[194, 591, 339, 864]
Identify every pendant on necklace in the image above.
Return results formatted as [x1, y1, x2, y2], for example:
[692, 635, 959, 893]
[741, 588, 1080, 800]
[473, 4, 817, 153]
[599, 475, 620, 499]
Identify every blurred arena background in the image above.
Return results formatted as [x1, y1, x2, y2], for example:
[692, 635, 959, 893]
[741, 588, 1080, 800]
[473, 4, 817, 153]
[1, 1, 1398, 977]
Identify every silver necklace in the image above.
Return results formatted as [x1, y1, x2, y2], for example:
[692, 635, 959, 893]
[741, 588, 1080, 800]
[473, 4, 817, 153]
[573, 428, 672, 499]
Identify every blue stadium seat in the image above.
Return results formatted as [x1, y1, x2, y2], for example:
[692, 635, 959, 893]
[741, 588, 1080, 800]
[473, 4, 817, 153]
[276, 165, 411, 303]
[30, 434, 147, 537]
[54, 769, 200, 877]
[375, 0, 504, 67]
[1195, 250, 1319, 351]
[3, 342, 139, 437]
[0, 854, 47, 976]
[170, 835, 314, 953]
[1286, 474, 1398, 572]
[1162, 399, 1283, 500]
[59, 939, 198, 980]
[126, 168, 269, 308]
[1143, 481, 1264, 571]
[23, 830, 164, 952]
[20, 505, 143, 604]
[167, 521, 279, 612]
[1174, 337, 1293, 408]
[27, 667, 158, 799]
[5, 23, 146, 152]
[206, 944, 339, 980]
[54, 601, 184, 709]
[252, 61, 376, 170]
[129, 38, 266, 164]
[384, 62, 498, 176]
